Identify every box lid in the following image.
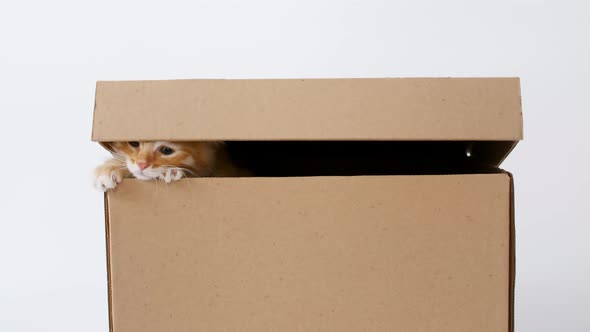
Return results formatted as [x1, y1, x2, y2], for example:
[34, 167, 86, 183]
[91, 78, 523, 142]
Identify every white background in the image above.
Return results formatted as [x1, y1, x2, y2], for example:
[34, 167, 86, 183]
[1, 0, 588, 331]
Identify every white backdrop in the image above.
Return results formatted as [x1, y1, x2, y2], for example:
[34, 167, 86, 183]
[1, 1, 588, 331]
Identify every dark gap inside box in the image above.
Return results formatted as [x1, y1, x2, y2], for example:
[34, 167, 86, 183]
[225, 140, 514, 177]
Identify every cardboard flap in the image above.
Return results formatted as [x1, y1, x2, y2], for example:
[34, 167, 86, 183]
[92, 78, 523, 142]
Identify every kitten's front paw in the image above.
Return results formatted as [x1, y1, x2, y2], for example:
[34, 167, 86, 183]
[159, 169, 184, 184]
[94, 168, 124, 192]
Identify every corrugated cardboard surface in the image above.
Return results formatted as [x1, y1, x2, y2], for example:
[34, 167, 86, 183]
[106, 174, 512, 332]
[92, 78, 523, 142]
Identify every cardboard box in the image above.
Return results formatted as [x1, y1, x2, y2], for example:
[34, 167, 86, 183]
[92, 78, 521, 332]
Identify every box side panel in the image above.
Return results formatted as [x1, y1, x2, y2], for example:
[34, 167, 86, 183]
[107, 175, 511, 332]
[507, 172, 516, 332]
[92, 78, 522, 141]
[103, 193, 114, 332]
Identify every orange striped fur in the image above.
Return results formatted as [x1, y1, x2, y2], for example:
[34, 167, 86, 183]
[94, 141, 244, 191]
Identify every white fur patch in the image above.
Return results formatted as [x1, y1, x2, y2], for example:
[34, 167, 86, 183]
[182, 155, 196, 167]
[94, 171, 123, 192]
[158, 168, 184, 183]
[126, 158, 160, 180]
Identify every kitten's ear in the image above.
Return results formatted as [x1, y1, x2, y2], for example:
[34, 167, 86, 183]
[100, 142, 117, 153]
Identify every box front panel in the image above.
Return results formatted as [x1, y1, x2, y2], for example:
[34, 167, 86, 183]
[107, 175, 510, 332]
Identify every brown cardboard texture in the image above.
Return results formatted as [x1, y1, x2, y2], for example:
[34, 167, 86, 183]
[92, 78, 522, 142]
[94, 78, 521, 332]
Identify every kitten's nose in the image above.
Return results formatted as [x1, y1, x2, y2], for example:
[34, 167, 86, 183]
[137, 161, 149, 171]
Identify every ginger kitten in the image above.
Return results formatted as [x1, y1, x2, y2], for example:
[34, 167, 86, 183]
[94, 141, 244, 191]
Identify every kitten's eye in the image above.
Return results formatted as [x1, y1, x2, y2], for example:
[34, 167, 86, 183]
[159, 146, 175, 155]
[129, 141, 140, 148]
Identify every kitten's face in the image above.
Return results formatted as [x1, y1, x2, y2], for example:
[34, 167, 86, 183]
[109, 141, 218, 180]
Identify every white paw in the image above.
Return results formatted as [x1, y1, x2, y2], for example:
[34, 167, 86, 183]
[158, 169, 184, 184]
[94, 171, 124, 192]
